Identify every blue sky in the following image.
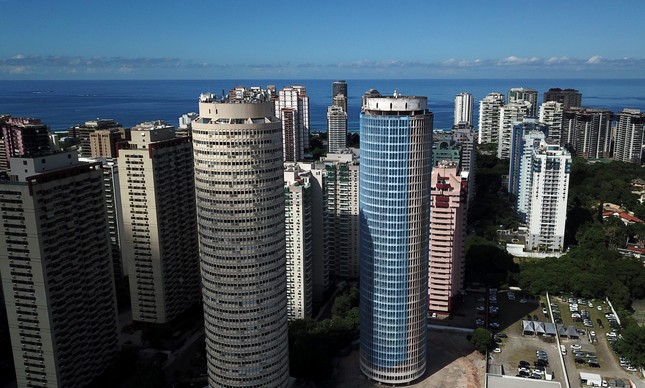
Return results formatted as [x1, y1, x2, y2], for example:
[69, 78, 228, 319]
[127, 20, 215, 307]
[1, 0, 645, 79]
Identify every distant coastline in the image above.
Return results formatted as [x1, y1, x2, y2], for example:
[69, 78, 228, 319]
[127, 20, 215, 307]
[2, 79, 644, 132]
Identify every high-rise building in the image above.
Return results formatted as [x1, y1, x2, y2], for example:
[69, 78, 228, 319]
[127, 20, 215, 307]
[80, 156, 126, 281]
[454, 92, 474, 127]
[359, 90, 432, 384]
[67, 119, 125, 157]
[508, 87, 539, 117]
[478, 92, 505, 144]
[284, 166, 313, 320]
[614, 109, 644, 164]
[562, 108, 613, 159]
[292, 161, 330, 303]
[508, 121, 548, 221]
[497, 101, 532, 159]
[332, 80, 348, 113]
[275, 86, 310, 161]
[526, 141, 571, 252]
[193, 88, 290, 387]
[320, 150, 360, 281]
[118, 121, 200, 324]
[90, 128, 122, 158]
[543, 88, 582, 109]
[428, 160, 468, 316]
[452, 124, 477, 206]
[1, 117, 51, 166]
[0, 151, 119, 387]
[539, 101, 564, 145]
[327, 103, 348, 153]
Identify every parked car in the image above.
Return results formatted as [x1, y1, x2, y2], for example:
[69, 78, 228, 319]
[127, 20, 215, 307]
[575, 358, 586, 364]
[571, 344, 582, 350]
[489, 322, 500, 329]
[596, 318, 604, 328]
[475, 319, 485, 326]
[518, 360, 530, 367]
[588, 361, 600, 368]
[493, 348, 501, 353]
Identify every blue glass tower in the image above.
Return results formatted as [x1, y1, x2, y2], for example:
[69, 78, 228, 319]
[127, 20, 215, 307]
[359, 90, 433, 384]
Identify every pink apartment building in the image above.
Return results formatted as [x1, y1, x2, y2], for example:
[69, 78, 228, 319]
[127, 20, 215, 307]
[429, 160, 468, 316]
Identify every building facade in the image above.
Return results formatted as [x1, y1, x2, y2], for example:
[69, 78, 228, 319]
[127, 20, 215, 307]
[192, 88, 290, 387]
[526, 141, 572, 252]
[284, 166, 314, 320]
[67, 119, 124, 157]
[539, 101, 564, 146]
[562, 108, 613, 159]
[90, 128, 122, 158]
[508, 87, 539, 117]
[508, 123, 547, 221]
[543, 88, 582, 109]
[1, 117, 51, 169]
[118, 121, 200, 324]
[497, 101, 532, 159]
[359, 90, 432, 384]
[332, 80, 348, 113]
[321, 151, 360, 281]
[428, 161, 468, 316]
[0, 152, 119, 387]
[327, 103, 348, 153]
[454, 92, 474, 127]
[614, 109, 644, 164]
[275, 86, 310, 161]
[478, 92, 505, 144]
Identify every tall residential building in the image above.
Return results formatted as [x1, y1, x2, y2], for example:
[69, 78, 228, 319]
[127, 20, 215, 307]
[508, 87, 539, 117]
[497, 101, 532, 159]
[284, 166, 313, 320]
[478, 92, 505, 144]
[562, 108, 613, 159]
[0, 151, 119, 387]
[359, 90, 432, 384]
[539, 101, 564, 145]
[275, 85, 310, 161]
[332, 80, 348, 113]
[192, 88, 290, 387]
[67, 119, 125, 157]
[79, 157, 126, 280]
[508, 122, 547, 221]
[428, 161, 468, 316]
[118, 121, 200, 324]
[454, 92, 474, 127]
[452, 124, 477, 205]
[614, 109, 644, 164]
[90, 128, 122, 158]
[1, 117, 51, 167]
[327, 103, 348, 153]
[293, 162, 330, 303]
[543, 88, 582, 109]
[320, 150, 360, 281]
[526, 141, 571, 252]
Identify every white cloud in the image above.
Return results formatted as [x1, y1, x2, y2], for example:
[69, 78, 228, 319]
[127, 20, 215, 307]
[587, 55, 603, 64]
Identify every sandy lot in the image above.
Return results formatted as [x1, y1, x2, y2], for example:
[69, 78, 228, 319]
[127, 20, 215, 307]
[331, 331, 486, 388]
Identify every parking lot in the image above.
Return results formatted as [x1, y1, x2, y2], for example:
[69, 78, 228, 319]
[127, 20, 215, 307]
[482, 290, 644, 387]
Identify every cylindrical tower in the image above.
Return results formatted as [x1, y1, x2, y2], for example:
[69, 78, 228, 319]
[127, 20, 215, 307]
[192, 88, 290, 387]
[359, 90, 432, 384]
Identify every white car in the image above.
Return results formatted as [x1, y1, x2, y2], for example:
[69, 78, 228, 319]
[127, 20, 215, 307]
[571, 344, 581, 350]
[588, 301, 594, 308]
[597, 305, 602, 311]
[519, 299, 527, 304]
[493, 348, 502, 353]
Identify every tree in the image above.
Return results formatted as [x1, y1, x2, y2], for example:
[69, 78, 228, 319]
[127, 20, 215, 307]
[615, 324, 645, 368]
[469, 328, 494, 354]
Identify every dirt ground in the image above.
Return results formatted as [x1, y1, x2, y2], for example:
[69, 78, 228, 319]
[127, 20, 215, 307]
[331, 331, 486, 388]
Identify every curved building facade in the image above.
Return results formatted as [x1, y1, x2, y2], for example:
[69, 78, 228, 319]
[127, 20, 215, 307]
[192, 88, 290, 387]
[359, 90, 432, 384]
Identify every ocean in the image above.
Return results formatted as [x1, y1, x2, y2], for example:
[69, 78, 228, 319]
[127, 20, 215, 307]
[1, 79, 645, 132]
